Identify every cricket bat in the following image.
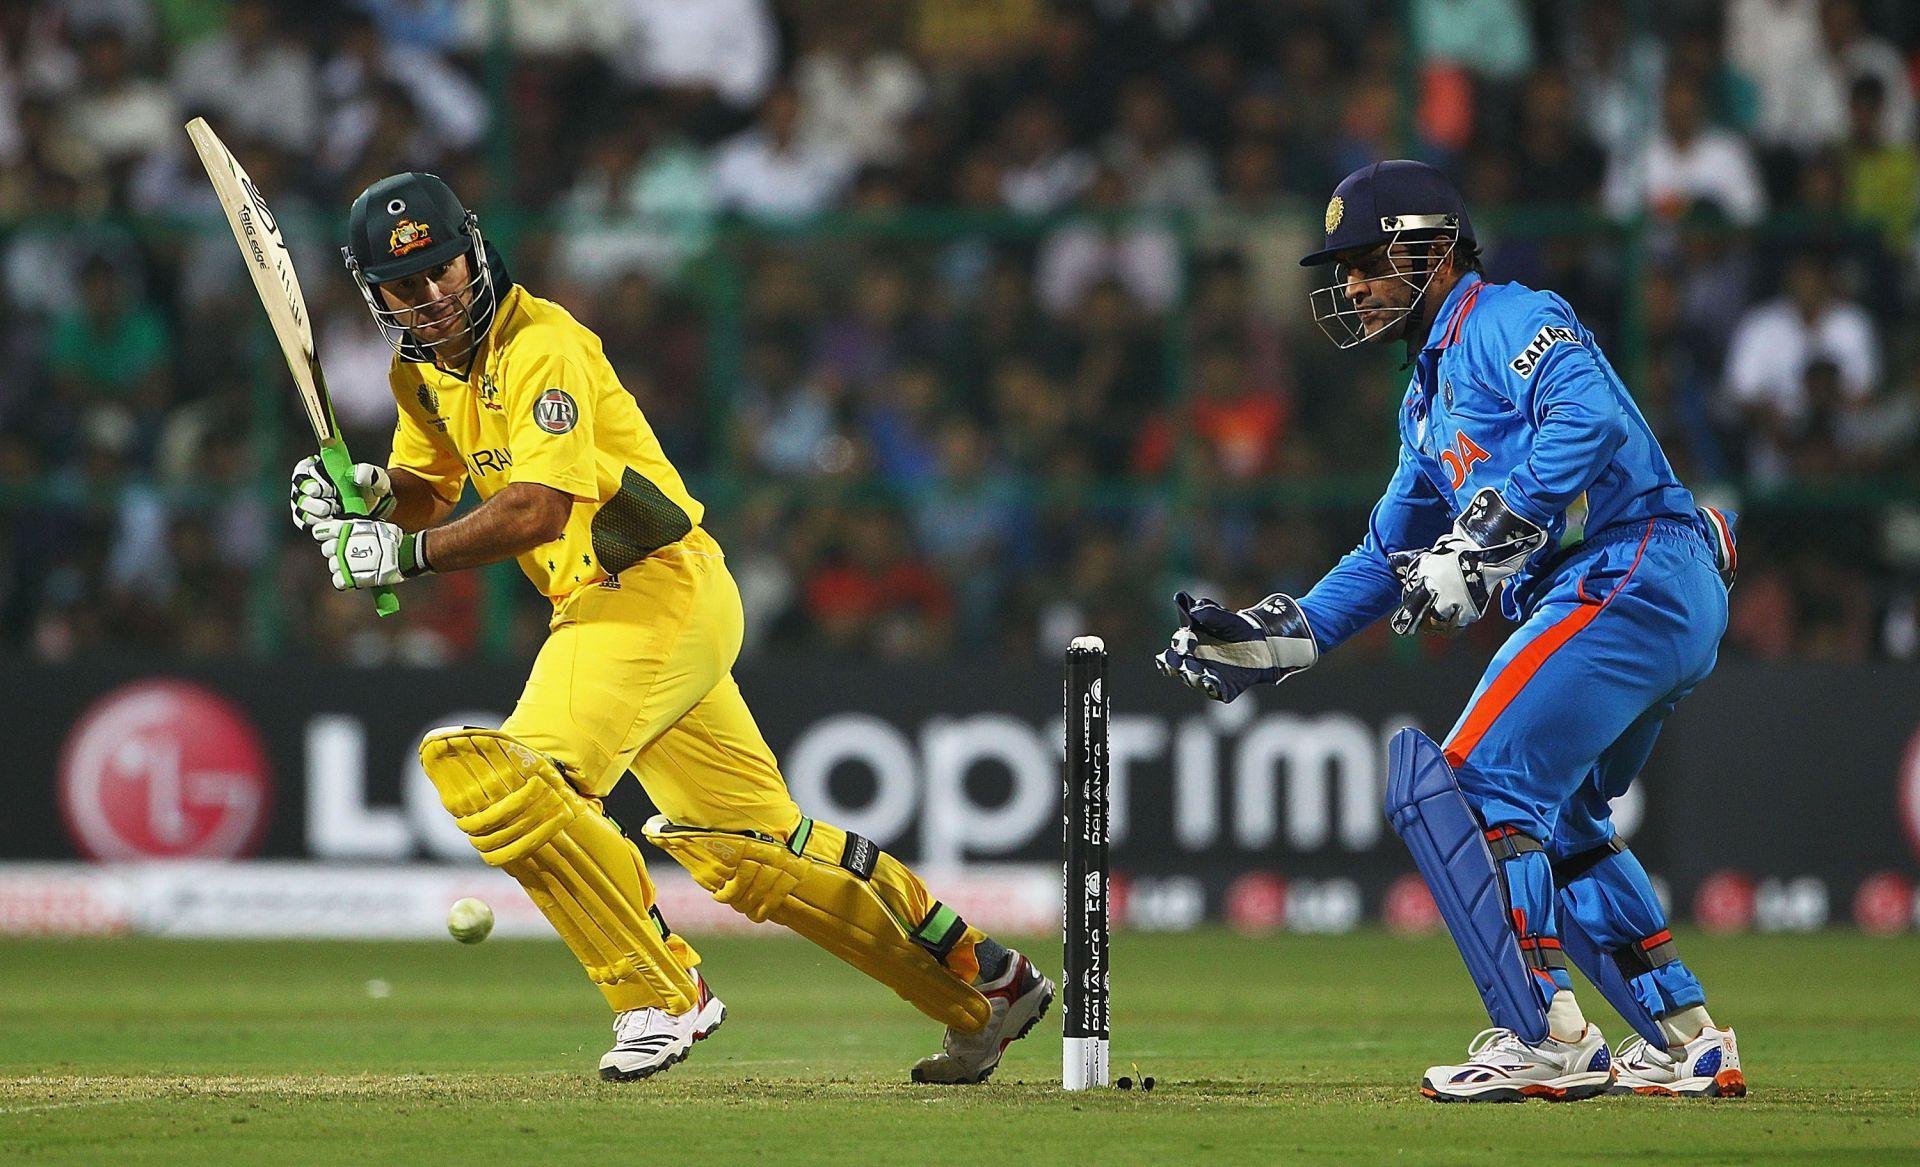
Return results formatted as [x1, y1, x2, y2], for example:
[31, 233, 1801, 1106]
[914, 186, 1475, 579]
[185, 116, 398, 616]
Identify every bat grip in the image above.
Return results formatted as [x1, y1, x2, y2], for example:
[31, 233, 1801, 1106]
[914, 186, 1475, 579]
[317, 443, 401, 618]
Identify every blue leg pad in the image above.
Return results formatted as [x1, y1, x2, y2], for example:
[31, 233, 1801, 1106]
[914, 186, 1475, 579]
[1556, 844, 1706, 1048]
[1558, 913, 1665, 1047]
[1385, 728, 1550, 1045]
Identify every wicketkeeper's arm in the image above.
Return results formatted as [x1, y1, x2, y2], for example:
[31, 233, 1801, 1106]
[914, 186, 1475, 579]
[1296, 444, 1452, 653]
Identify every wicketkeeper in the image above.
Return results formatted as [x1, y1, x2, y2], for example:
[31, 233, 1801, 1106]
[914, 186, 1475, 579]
[290, 172, 1052, 1083]
[1156, 160, 1747, 1102]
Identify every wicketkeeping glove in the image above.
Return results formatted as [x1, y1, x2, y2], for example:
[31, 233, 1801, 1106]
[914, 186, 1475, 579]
[311, 518, 432, 591]
[290, 455, 394, 533]
[1154, 590, 1319, 703]
[1389, 487, 1546, 635]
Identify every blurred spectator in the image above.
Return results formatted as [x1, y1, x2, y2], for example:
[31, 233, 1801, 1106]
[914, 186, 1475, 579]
[1722, 252, 1878, 480]
[58, 29, 178, 201]
[1413, 0, 1533, 83]
[171, 0, 319, 152]
[911, 0, 1046, 71]
[795, 3, 927, 167]
[1603, 73, 1767, 225]
[1134, 343, 1288, 483]
[556, 100, 715, 284]
[1101, 75, 1214, 210]
[815, 261, 928, 396]
[611, 0, 778, 115]
[737, 335, 851, 479]
[912, 415, 1027, 641]
[356, 0, 465, 55]
[997, 97, 1094, 214]
[1562, 4, 1665, 155]
[453, 0, 621, 60]
[1510, 69, 1608, 204]
[317, 280, 403, 444]
[44, 255, 172, 469]
[863, 361, 946, 490]
[1, 1, 1916, 664]
[1727, 0, 1845, 154]
[988, 354, 1071, 472]
[321, 11, 487, 161]
[803, 508, 953, 657]
[1035, 167, 1181, 316]
[1046, 280, 1164, 474]
[1841, 74, 1917, 253]
[1822, 0, 1912, 143]
[0, 1, 80, 126]
[56, 0, 156, 55]
[710, 83, 853, 219]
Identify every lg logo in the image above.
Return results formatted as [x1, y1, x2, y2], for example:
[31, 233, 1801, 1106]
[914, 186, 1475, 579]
[58, 681, 272, 860]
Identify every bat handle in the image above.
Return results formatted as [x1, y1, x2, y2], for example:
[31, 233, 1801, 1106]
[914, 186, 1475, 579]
[318, 442, 402, 619]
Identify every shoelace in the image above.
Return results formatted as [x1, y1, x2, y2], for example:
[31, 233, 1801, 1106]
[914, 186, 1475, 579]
[1615, 1036, 1677, 1069]
[1463, 1027, 1537, 1065]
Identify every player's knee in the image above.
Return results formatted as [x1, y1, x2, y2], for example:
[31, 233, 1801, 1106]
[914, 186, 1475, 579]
[419, 727, 583, 867]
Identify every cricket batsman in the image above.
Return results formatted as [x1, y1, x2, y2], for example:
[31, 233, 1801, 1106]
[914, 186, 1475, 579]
[288, 172, 1053, 1083]
[1155, 160, 1747, 1102]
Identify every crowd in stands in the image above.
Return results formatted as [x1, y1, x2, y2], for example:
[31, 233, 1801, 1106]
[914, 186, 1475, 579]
[3, 0, 1920, 667]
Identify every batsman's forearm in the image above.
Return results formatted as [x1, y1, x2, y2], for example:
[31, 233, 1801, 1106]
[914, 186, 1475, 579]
[416, 482, 571, 574]
[386, 468, 458, 532]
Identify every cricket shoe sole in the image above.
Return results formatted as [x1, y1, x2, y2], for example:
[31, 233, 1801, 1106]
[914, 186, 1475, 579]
[1609, 1069, 1747, 1098]
[1421, 1073, 1615, 1103]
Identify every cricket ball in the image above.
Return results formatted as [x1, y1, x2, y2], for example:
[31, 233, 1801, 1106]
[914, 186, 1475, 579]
[447, 897, 495, 944]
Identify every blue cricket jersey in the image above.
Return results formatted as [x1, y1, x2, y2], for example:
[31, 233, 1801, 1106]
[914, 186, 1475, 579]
[1297, 273, 1696, 651]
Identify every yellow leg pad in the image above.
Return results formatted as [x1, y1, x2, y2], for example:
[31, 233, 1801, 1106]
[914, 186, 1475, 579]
[642, 815, 991, 1033]
[421, 728, 698, 1014]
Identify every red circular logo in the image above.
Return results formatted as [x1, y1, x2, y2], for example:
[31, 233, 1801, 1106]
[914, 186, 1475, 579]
[58, 680, 272, 860]
[1383, 872, 1442, 935]
[1693, 869, 1756, 934]
[1853, 872, 1914, 935]
[1225, 872, 1289, 935]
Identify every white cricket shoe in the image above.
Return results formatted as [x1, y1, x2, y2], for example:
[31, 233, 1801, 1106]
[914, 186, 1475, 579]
[910, 952, 1054, 1085]
[597, 971, 727, 1082]
[1421, 1025, 1615, 1103]
[1612, 1026, 1746, 1097]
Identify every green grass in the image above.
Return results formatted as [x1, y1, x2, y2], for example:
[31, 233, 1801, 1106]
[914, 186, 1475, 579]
[1, 931, 1916, 1165]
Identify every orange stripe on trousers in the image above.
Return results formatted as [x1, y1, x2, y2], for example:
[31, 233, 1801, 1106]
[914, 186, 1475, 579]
[1442, 522, 1654, 768]
[1442, 604, 1601, 767]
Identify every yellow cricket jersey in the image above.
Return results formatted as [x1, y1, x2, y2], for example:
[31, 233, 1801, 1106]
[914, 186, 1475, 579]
[386, 283, 706, 601]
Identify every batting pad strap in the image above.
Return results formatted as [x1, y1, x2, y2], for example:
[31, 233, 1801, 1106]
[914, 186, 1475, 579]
[1613, 929, 1681, 977]
[648, 905, 673, 940]
[911, 903, 967, 963]
[1515, 930, 1568, 973]
[1550, 837, 1625, 888]
[1483, 826, 1545, 863]
[840, 832, 879, 880]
